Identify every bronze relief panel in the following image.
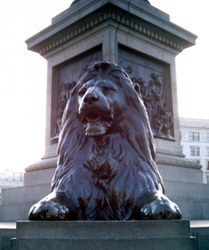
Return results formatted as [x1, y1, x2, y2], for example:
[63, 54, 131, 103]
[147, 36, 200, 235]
[119, 45, 174, 139]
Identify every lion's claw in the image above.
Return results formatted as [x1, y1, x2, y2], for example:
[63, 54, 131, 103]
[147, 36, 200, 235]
[29, 199, 70, 220]
[140, 193, 182, 220]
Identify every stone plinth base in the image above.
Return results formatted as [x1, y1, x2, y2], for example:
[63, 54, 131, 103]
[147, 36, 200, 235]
[0, 226, 16, 250]
[12, 220, 195, 250]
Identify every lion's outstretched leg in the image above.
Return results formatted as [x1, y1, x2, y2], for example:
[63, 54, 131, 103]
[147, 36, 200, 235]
[28, 167, 100, 220]
[138, 192, 182, 220]
[28, 192, 71, 220]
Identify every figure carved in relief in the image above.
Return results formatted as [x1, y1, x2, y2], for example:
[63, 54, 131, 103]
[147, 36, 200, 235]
[132, 73, 173, 138]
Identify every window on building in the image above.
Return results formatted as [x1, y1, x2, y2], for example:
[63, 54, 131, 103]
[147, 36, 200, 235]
[206, 133, 209, 143]
[206, 160, 209, 170]
[190, 146, 200, 156]
[189, 131, 200, 141]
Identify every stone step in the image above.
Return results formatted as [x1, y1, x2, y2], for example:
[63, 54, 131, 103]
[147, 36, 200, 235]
[0, 203, 33, 222]
[191, 221, 209, 250]
[24, 168, 55, 186]
[0, 227, 16, 250]
[177, 200, 209, 220]
[11, 237, 196, 250]
[1, 197, 209, 221]
[1, 184, 50, 205]
[0, 183, 50, 221]
[158, 164, 203, 184]
[2, 179, 209, 207]
[1, 180, 209, 221]
[164, 180, 209, 201]
[1, 199, 209, 221]
[16, 220, 191, 239]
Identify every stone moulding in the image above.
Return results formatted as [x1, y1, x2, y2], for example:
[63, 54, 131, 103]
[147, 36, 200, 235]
[38, 10, 187, 56]
[25, 157, 57, 172]
[26, 1, 197, 57]
[25, 155, 201, 172]
[156, 156, 201, 169]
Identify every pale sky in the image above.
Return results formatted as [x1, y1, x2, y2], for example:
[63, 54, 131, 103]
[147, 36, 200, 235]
[0, 0, 208, 172]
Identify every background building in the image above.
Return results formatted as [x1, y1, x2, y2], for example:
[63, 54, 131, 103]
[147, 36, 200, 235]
[180, 118, 209, 184]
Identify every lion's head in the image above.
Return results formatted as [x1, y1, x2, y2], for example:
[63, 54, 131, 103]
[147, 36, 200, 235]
[77, 62, 137, 137]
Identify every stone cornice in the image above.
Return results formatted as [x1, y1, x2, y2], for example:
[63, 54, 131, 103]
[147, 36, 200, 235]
[25, 157, 57, 172]
[180, 118, 209, 130]
[156, 156, 201, 170]
[26, 1, 197, 56]
[52, 0, 170, 25]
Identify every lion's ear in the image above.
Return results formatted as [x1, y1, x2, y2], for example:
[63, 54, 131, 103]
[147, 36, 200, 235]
[134, 84, 140, 95]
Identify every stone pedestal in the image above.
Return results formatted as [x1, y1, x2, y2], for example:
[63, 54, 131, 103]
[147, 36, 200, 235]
[25, 0, 197, 161]
[11, 220, 195, 250]
[24, 0, 197, 168]
[0, 225, 15, 250]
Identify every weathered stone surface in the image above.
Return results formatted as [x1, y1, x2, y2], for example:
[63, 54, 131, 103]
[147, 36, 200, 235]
[0, 226, 16, 250]
[16, 220, 190, 239]
[11, 220, 195, 250]
[24, 168, 55, 186]
[12, 238, 196, 250]
[191, 223, 209, 250]
[25, 0, 196, 160]
[1, 184, 50, 205]
[0, 185, 50, 221]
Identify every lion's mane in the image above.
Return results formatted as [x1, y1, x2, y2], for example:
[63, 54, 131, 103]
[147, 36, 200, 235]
[51, 62, 164, 220]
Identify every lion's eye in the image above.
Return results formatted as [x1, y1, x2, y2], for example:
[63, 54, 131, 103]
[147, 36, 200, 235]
[78, 88, 87, 97]
[102, 86, 116, 93]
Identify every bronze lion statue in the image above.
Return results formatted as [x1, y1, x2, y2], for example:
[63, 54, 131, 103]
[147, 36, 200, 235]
[29, 62, 181, 220]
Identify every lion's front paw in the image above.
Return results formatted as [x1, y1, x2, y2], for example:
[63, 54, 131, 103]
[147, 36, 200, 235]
[28, 194, 70, 221]
[140, 193, 182, 220]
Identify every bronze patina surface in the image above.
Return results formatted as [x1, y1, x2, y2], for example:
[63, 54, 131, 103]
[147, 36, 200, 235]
[29, 62, 181, 220]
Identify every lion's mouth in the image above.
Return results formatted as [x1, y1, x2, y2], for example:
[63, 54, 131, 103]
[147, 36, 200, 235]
[86, 113, 101, 123]
[79, 109, 113, 136]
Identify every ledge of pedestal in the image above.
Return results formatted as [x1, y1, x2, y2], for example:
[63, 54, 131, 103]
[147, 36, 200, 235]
[11, 220, 195, 250]
[25, 157, 57, 172]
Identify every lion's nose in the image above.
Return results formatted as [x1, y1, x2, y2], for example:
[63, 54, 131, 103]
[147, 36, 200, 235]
[84, 92, 98, 104]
